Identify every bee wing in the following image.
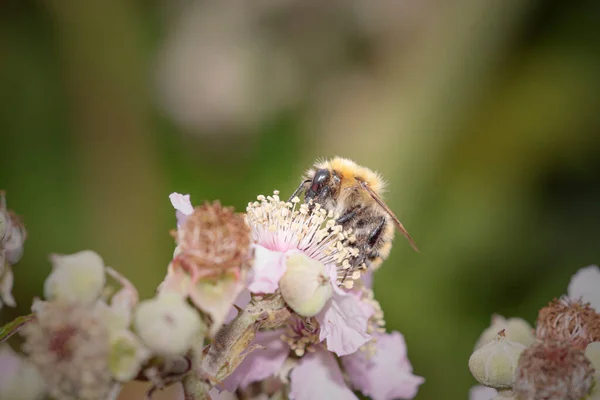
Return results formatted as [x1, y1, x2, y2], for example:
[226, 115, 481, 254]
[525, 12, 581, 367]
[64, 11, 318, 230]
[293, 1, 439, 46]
[357, 178, 420, 252]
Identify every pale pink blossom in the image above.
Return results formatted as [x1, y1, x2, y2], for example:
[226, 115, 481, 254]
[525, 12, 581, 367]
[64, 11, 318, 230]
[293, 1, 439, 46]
[221, 330, 289, 392]
[342, 331, 424, 400]
[246, 194, 372, 356]
[289, 348, 358, 400]
[246, 246, 288, 293]
[568, 265, 600, 310]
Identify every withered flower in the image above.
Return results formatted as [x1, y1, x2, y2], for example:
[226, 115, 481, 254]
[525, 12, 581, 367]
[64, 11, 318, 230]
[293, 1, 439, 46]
[536, 297, 600, 349]
[21, 301, 114, 400]
[165, 196, 253, 336]
[173, 200, 252, 279]
[514, 341, 594, 400]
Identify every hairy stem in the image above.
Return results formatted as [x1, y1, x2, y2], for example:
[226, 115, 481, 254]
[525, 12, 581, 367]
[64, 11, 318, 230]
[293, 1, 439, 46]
[182, 294, 291, 399]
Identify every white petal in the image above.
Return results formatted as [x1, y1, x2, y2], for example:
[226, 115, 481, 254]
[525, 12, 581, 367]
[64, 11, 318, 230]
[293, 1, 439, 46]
[568, 265, 600, 310]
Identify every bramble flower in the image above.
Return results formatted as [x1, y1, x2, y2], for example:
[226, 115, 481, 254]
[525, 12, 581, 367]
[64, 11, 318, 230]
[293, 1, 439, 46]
[514, 340, 594, 400]
[165, 195, 253, 336]
[0, 344, 46, 400]
[222, 318, 423, 400]
[20, 300, 115, 400]
[19, 251, 151, 399]
[245, 192, 373, 356]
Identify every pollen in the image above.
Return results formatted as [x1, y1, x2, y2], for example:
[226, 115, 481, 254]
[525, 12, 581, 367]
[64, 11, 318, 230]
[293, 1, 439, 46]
[246, 191, 363, 287]
[281, 316, 320, 357]
[174, 201, 252, 280]
[536, 296, 600, 349]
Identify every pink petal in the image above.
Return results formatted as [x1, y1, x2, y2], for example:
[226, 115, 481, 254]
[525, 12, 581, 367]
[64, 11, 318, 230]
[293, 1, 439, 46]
[316, 271, 373, 356]
[169, 193, 194, 227]
[568, 265, 600, 310]
[469, 385, 497, 400]
[246, 246, 288, 294]
[289, 348, 358, 400]
[362, 270, 374, 290]
[221, 330, 288, 392]
[342, 332, 424, 400]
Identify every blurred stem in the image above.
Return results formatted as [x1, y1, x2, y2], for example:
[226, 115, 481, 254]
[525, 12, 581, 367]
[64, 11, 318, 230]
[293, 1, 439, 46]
[44, 0, 166, 294]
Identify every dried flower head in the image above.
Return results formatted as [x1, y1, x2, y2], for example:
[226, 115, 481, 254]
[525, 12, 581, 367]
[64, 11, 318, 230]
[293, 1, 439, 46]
[21, 301, 113, 400]
[536, 297, 600, 349]
[514, 341, 594, 400]
[174, 200, 252, 280]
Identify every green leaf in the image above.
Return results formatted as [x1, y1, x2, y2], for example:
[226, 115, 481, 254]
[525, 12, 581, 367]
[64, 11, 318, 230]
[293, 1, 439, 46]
[0, 314, 35, 343]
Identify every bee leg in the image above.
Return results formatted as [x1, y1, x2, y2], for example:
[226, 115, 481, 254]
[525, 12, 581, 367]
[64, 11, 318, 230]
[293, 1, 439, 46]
[288, 179, 310, 202]
[367, 217, 386, 248]
[336, 208, 359, 225]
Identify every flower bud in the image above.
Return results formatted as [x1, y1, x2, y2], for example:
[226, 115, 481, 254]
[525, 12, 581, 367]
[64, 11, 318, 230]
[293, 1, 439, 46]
[134, 292, 204, 356]
[279, 252, 333, 317]
[475, 315, 535, 350]
[514, 341, 594, 400]
[44, 250, 106, 304]
[469, 331, 526, 390]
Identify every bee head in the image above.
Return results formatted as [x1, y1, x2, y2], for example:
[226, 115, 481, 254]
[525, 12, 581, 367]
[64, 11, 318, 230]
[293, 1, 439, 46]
[305, 169, 331, 202]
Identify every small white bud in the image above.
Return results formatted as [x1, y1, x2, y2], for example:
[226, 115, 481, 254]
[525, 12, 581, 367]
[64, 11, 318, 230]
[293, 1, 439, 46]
[134, 292, 203, 356]
[279, 252, 333, 317]
[44, 250, 106, 304]
[469, 331, 526, 390]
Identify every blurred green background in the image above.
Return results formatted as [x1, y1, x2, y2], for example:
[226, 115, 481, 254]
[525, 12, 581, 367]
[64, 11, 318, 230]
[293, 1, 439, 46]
[2, 0, 600, 399]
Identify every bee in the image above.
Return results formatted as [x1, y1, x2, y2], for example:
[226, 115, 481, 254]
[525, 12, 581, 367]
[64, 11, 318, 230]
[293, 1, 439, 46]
[289, 157, 418, 276]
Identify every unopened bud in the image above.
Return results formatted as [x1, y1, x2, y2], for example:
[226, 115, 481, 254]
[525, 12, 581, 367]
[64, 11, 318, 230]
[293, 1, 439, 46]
[469, 331, 526, 390]
[134, 292, 204, 356]
[44, 250, 106, 304]
[475, 314, 535, 350]
[585, 342, 600, 400]
[279, 252, 333, 317]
